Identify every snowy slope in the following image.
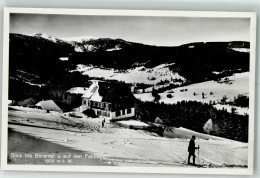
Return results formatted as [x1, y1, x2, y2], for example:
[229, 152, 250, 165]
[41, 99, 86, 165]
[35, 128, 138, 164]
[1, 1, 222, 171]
[134, 72, 249, 115]
[66, 87, 89, 94]
[9, 121, 248, 167]
[73, 63, 186, 85]
[29, 33, 58, 43]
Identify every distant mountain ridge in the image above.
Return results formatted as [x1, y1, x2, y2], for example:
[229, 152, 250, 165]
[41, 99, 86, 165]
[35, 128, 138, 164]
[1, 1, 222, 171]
[9, 33, 249, 84]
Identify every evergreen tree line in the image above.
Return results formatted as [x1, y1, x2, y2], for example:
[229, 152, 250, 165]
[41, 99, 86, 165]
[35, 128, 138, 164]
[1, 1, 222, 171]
[232, 95, 249, 107]
[135, 100, 248, 142]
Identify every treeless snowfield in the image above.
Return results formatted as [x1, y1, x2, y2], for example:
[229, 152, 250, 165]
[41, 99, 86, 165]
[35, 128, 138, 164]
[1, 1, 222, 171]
[73, 63, 185, 85]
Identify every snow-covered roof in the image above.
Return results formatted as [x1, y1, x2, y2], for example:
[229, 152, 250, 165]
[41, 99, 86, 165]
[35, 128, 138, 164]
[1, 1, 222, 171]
[82, 80, 135, 106]
[82, 81, 102, 102]
[35, 100, 63, 112]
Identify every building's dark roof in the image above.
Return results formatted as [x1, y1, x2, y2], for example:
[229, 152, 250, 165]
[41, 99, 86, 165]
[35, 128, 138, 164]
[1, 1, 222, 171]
[98, 81, 135, 107]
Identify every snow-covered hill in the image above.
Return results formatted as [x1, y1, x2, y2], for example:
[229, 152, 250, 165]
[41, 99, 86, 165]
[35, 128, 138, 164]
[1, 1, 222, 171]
[72, 63, 186, 85]
[8, 111, 248, 168]
[31, 33, 59, 43]
[134, 72, 249, 115]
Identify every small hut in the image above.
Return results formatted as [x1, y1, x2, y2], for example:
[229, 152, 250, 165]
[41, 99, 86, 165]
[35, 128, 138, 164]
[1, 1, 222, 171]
[35, 100, 63, 113]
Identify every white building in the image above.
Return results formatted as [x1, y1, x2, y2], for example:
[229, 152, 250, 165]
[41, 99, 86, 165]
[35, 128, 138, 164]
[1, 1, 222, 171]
[79, 80, 135, 121]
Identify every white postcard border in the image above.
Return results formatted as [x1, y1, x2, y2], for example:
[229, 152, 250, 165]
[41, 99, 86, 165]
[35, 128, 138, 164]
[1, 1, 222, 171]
[1, 7, 256, 175]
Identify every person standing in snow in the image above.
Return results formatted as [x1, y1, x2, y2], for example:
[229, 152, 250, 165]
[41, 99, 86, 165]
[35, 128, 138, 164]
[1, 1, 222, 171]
[102, 118, 105, 128]
[188, 135, 199, 165]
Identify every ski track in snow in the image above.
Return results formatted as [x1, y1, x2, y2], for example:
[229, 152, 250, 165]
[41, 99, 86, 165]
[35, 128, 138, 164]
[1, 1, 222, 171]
[9, 122, 247, 168]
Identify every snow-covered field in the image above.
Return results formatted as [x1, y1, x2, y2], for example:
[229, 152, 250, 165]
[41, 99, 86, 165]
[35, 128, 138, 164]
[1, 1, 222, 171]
[135, 72, 249, 107]
[8, 107, 247, 168]
[73, 63, 185, 85]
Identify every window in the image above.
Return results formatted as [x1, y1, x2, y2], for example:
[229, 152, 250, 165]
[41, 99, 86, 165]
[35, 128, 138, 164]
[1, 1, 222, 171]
[115, 111, 121, 117]
[106, 103, 112, 111]
[127, 108, 131, 114]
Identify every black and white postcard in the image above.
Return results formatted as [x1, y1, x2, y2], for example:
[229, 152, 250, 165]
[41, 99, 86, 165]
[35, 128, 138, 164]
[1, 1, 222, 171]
[1, 8, 256, 175]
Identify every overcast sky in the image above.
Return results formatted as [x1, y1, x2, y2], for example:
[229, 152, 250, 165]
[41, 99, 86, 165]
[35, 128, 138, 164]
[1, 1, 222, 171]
[10, 13, 250, 46]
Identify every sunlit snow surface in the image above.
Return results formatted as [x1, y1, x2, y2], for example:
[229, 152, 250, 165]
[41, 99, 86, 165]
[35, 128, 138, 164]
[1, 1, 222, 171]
[134, 72, 249, 115]
[9, 121, 248, 167]
[73, 63, 185, 85]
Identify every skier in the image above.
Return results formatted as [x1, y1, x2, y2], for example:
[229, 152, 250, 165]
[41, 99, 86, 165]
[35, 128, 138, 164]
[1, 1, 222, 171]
[188, 135, 199, 165]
